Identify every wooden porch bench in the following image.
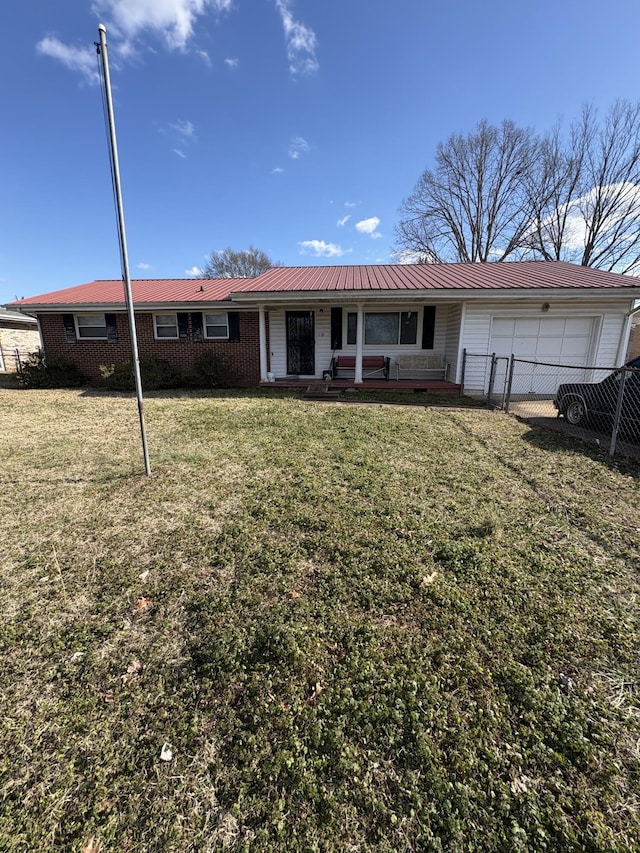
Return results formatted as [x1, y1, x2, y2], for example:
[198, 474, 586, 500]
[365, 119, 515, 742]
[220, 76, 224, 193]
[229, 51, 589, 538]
[331, 355, 390, 380]
[396, 354, 447, 380]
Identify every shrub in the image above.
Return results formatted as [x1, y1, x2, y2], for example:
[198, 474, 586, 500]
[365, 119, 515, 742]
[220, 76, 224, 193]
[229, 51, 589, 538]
[189, 351, 238, 388]
[99, 358, 182, 392]
[17, 350, 86, 388]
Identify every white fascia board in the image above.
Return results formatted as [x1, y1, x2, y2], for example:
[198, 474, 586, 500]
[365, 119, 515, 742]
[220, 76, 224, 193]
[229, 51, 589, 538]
[16, 301, 240, 313]
[0, 312, 38, 324]
[229, 287, 640, 305]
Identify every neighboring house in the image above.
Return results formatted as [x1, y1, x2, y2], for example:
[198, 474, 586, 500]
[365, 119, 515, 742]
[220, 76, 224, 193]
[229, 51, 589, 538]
[0, 308, 40, 372]
[7, 261, 640, 394]
[627, 316, 640, 362]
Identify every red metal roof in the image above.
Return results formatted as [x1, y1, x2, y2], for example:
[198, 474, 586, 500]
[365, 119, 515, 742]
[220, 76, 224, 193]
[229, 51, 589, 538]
[6, 261, 639, 310]
[233, 261, 640, 294]
[8, 278, 239, 307]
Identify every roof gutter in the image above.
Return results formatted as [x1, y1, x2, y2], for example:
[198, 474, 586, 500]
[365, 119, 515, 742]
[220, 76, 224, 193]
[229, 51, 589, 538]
[8, 300, 236, 313]
[229, 287, 640, 305]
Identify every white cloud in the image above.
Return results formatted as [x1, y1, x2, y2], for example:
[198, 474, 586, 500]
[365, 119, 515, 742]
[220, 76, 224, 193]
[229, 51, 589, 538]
[39, 2, 318, 88]
[344, 201, 359, 208]
[92, 0, 233, 51]
[185, 265, 203, 276]
[39, 2, 317, 84]
[171, 119, 196, 139]
[164, 119, 196, 157]
[298, 240, 346, 258]
[271, 166, 285, 174]
[288, 136, 310, 159]
[274, 0, 318, 76]
[337, 215, 350, 227]
[393, 249, 427, 264]
[356, 216, 382, 238]
[137, 262, 153, 269]
[529, 182, 640, 254]
[36, 37, 101, 85]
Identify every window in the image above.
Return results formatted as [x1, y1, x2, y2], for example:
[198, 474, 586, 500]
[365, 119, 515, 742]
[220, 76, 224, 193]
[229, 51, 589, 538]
[154, 313, 179, 339]
[75, 314, 108, 339]
[346, 311, 419, 346]
[204, 312, 229, 339]
[365, 313, 400, 345]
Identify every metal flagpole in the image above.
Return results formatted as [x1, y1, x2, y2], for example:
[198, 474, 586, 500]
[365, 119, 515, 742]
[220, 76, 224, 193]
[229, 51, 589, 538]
[96, 23, 151, 477]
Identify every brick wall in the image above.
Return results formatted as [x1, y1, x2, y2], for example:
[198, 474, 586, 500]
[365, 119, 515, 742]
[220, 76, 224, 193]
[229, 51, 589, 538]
[38, 311, 261, 386]
[0, 323, 40, 372]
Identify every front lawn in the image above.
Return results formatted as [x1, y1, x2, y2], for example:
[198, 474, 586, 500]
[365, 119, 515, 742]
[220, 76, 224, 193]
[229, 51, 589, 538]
[1, 389, 639, 852]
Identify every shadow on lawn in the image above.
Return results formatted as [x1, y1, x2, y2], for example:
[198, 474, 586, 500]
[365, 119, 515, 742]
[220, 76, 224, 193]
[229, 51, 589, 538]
[78, 386, 300, 401]
[519, 418, 640, 469]
[0, 470, 142, 486]
[78, 385, 484, 409]
[449, 412, 640, 572]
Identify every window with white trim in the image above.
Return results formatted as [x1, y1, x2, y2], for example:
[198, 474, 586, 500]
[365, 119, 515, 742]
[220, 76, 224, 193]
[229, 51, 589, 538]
[75, 314, 108, 340]
[153, 313, 179, 339]
[204, 312, 229, 339]
[346, 311, 419, 345]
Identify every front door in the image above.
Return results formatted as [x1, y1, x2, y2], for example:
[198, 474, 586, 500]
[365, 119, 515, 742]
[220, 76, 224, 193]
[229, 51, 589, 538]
[286, 311, 315, 375]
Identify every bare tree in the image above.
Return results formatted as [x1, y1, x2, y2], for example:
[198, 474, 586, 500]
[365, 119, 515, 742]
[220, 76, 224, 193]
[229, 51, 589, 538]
[578, 101, 640, 273]
[200, 245, 282, 278]
[519, 101, 640, 274]
[395, 120, 537, 263]
[521, 121, 586, 261]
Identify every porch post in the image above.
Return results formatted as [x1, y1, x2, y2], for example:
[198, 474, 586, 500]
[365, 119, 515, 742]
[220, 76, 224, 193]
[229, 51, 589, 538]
[355, 303, 364, 384]
[258, 304, 268, 382]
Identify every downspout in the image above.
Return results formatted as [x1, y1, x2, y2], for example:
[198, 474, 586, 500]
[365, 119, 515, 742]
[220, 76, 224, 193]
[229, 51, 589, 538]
[36, 315, 44, 353]
[455, 301, 467, 384]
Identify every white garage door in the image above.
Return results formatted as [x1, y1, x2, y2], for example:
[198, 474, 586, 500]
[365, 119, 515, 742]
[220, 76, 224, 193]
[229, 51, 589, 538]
[489, 316, 595, 394]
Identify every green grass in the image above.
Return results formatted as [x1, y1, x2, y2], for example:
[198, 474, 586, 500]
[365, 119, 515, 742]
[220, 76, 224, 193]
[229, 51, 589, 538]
[1, 388, 639, 852]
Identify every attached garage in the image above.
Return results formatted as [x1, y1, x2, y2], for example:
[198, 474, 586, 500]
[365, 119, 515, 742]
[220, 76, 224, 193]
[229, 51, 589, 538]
[489, 316, 596, 363]
[488, 316, 597, 394]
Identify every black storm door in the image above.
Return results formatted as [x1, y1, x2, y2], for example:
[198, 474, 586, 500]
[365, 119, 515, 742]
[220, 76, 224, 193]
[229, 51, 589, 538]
[286, 311, 315, 375]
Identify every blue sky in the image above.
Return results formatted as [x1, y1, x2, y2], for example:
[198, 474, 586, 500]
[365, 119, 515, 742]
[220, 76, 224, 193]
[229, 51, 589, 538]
[2, 0, 640, 304]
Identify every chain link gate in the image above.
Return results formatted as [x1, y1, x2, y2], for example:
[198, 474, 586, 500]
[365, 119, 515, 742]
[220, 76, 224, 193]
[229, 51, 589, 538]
[461, 349, 640, 457]
[504, 357, 640, 457]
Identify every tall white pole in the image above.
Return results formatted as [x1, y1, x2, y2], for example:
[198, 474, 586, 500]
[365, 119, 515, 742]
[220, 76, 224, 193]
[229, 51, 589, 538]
[97, 24, 151, 477]
[355, 303, 364, 384]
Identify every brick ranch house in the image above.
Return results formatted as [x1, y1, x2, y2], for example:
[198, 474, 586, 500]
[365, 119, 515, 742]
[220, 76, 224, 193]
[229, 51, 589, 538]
[7, 260, 640, 394]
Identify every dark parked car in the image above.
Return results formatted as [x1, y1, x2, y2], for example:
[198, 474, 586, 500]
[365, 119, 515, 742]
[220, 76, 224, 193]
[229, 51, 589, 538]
[553, 357, 640, 436]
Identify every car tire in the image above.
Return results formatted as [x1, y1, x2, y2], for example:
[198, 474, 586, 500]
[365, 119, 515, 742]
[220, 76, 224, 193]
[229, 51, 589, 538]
[565, 399, 586, 426]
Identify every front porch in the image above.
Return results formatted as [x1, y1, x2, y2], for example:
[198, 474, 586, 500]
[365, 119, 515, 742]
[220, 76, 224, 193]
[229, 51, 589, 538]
[259, 377, 462, 395]
[253, 302, 464, 388]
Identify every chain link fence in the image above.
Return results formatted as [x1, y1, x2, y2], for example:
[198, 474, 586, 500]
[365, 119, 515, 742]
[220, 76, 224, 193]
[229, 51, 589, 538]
[461, 349, 640, 457]
[0, 346, 33, 373]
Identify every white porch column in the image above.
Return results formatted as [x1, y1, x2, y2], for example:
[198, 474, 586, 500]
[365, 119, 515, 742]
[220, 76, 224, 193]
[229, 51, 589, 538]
[355, 303, 364, 384]
[258, 304, 268, 382]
